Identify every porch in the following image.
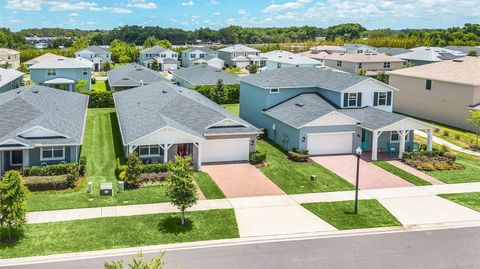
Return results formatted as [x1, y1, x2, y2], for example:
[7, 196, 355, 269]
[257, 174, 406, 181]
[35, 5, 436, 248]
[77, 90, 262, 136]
[43, 78, 75, 91]
[0, 149, 31, 175]
[128, 142, 202, 169]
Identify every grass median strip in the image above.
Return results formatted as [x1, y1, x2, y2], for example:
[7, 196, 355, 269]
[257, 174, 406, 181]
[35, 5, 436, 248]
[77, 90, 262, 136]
[0, 209, 239, 258]
[195, 172, 226, 199]
[373, 161, 431, 186]
[303, 200, 401, 230]
[439, 192, 480, 212]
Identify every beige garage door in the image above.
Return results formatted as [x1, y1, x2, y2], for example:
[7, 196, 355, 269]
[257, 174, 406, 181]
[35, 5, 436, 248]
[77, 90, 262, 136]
[202, 138, 250, 163]
[307, 132, 353, 155]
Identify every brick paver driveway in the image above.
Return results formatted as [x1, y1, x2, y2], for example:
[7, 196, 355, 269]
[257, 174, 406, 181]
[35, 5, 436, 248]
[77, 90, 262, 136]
[311, 155, 413, 189]
[202, 163, 286, 198]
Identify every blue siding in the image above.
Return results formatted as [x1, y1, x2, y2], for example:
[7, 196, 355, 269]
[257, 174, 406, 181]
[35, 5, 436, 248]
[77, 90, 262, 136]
[317, 88, 342, 106]
[30, 68, 92, 91]
[2, 146, 78, 172]
[0, 76, 23, 93]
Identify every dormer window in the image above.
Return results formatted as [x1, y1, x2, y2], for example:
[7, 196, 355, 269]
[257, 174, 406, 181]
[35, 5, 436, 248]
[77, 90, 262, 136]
[383, 62, 391, 68]
[348, 93, 358, 107]
[378, 92, 387, 106]
[270, 88, 279, 94]
[337, 61, 342, 67]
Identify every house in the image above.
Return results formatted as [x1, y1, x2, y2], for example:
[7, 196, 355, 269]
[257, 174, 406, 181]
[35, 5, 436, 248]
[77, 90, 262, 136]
[388, 57, 480, 131]
[181, 47, 224, 69]
[0, 48, 21, 69]
[113, 82, 261, 168]
[260, 50, 324, 70]
[309, 45, 346, 54]
[343, 44, 377, 54]
[172, 64, 238, 89]
[24, 53, 67, 67]
[395, 46, 466, 66]
[0, 67, 24, 93]
[75, 46, 112, 72]
[139, 45, 179, 71]
[239, 67, 433, 161]
[300, 51, 405, 75]
[107, 63, 170, 91]
[444, 46, 480, 55]
[218, 44, 264, 68]
[30, 57, 93, 91]
[0, 85, 88, 175]
[376, 47, 412, 56]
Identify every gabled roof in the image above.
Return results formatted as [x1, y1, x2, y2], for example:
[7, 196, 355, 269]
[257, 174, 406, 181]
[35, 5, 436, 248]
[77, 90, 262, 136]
[444, 46, 480, 54]
[29, 57, 92, 69]
[0, 48, 20, 55]
[395, 46, 466, 62]
[0, 85, 88, 147]
[182, 46, 216, 54]
[173, 64, 238, 86]
[114, 82, 260, 145]
[343, 44, 377, 51]
[341, 106, 406, 131]
[218, 44, 260, 53]
[107, 63, 169, 87]
[24, 53, 67, 65]
[376, 47, 412, 56]
[0, 67, 24, 88]
[304, 52, 405, 63]
[140, 45, 170, 54]
[240, 67, 369, 91]
[260, 50, 323, 65]
[77, 46, 110, 54]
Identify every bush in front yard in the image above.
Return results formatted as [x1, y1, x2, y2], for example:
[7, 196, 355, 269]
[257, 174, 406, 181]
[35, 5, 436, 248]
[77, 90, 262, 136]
[23, 175, 70, 191]
[249, 150, 267, 165]
[21, 163, 79, 177]
[80, 91, 114, 108]
[288, 151, 309, 162]
[139, 172, 170, 185]
[403, 151, 464, 171]
[125, 152, 142, 188]
[139, 163, 169, 173]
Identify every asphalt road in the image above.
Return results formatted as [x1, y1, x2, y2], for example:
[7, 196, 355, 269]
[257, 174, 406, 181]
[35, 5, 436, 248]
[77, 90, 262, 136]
[4, 227, 480, 269]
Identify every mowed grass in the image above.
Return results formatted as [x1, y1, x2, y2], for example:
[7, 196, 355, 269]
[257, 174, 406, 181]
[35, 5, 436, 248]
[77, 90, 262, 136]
[303, 200, 401, 230]
[222, 103, 239, 116]
[194, 172, 226, 199]
[373, 161, 431, 186]
[426, 156, 480, 184]
[91, 80, 108, 92]
[439, 192, 480, 212]
[0, 209, 239, 258]
[257, 140, 354, 194]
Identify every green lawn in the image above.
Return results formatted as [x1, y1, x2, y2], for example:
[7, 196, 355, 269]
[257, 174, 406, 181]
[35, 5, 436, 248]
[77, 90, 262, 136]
[373, 161, 431, 186]
[0, 209, 238, 258]
[257, 140, 353, 194]
[303, 200, 401, 230]
[222, 103, 239, 116]
[194, 172, 226, 199]
[91, 80, 108, 92]
[426, 156, 480, 184]
[439, 192, 480, 212]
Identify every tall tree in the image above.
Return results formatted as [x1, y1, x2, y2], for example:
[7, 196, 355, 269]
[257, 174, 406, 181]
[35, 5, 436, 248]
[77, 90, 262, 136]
[0, 171, 28, 243]
[71, 36, 89, 51]
[466, 110, 480, 146]
[151, 59, 159, 71]
[214, 79, 225, 104]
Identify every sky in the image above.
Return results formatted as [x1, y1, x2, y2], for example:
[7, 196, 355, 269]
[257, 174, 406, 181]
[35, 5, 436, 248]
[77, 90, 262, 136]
[1, 0, 479, 31]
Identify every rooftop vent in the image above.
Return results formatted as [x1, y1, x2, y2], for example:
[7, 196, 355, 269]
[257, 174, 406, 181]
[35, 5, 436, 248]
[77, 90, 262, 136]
[295, 103, 305, 107]
[32, 90, 39, 94]
[215, 69, 221, 72]
[453, 59, 464, 62]
[162, 90, 168, 93]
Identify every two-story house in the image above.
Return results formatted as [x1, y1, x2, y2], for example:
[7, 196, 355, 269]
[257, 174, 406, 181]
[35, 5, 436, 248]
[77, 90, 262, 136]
[0, 48, 21, 69]
[75, 46, 112, 71]
[0, 85, 88, 175]
[239, 67, 433, 160]
[343, 44, 377, 54]
[30, 57, 93, 91]
[139, 45, 179, 71]
[181, 47, 224, 69]
[218, 44, 264, 68]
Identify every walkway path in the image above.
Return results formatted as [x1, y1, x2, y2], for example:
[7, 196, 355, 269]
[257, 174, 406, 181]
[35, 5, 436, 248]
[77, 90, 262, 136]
[415, 130, 480, 157]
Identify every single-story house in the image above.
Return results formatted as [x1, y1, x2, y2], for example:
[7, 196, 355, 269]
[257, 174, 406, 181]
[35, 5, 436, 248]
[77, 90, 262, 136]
[260, 50, 324, 70]
[240, 67, 433, 160]
[114, 82, 261, 169]
[107, 63, 170, 91]
[395, 47, 466, 66]
[0, 85, 88, 175]
[0, 67, 24, 93]
[172, 64, 238, 89]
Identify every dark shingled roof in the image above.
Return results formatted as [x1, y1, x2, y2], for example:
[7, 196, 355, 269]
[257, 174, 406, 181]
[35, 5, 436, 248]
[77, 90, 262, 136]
[107, 63, 170, 88]
[173, 64, 239, 86]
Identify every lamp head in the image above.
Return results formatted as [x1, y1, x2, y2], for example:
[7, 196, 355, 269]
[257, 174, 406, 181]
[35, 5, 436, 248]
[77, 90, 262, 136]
[356, 147, 363, 156]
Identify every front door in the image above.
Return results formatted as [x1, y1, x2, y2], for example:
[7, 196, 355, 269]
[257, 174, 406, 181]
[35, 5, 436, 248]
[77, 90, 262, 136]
[177, 144, 193, 157]
[361, 129, 369, 150]
[10, 150, 23, 167]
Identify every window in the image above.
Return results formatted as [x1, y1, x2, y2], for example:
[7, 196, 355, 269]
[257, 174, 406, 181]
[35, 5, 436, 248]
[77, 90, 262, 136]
[47, 69, 56, 76]
[390, 131, 410, 143]
[277, 63, 282, 68]
[357, 49, 363, 53]
[377, 92, 387, 106]
[348, 93, 358, 107]
[82, 68, 88, 75]
[138, 145, 161, 157]
[358, 62, 362, 69]
[160, 54, 166, 58]
[425, 79, 432, 90]
[190, 54, 196, 59]
[383, 62, 391, 68]
[10, 150, 23, 166]
[199, 54, 205, 58]
[336, 61, 342, 67]
[172, 54, 177, 58]
[41, 147, 65, 161]
[270, 88, 279, 94]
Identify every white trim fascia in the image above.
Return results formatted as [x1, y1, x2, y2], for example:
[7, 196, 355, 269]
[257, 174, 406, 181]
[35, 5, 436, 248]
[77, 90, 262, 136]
[377, 117, 435, 132]
[0, 146, 34, 151]
[299, 111, 361, 128]
[206, 118, 248, 129]
[33, 143, 81, 147]
[0, 138, 30, 147]
[40, 146, 66, 162]
[203, 132, 260, 137]
[342, 78, 399, 92]
[128, 126, 204, 146]
[307, 131, 356, 136]
[79, 94, 90, 145]
[18, 125, 70, 139]
[113, 94, 128, 146]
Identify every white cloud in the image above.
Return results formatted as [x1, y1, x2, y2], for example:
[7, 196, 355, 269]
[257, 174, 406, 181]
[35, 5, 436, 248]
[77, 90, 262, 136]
[10, 19, 24, 23]
[86, 21, 96, 25]
[238, 8, 246, 15]
[68, 12, 79, 16]
[262, 0, 311, 13]
[213, 11, 220, 15]
[49, 1, 97, 11]
[5, 0, 42, 11]
[5, 0, 132, 13]
[210, 0, 219, 4]
[127, 0, 157, 9]
[180, 0, 194, 6]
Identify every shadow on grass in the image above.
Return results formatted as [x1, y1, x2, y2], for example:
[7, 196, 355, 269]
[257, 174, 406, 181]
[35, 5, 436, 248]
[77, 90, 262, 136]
[157, 216, 194, 235]
[110, 112, 125, 164]
[0, 228, 24, 249]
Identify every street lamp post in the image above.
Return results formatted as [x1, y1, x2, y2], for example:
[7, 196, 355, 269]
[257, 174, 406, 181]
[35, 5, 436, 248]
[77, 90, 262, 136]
[354, 147, 362, 214]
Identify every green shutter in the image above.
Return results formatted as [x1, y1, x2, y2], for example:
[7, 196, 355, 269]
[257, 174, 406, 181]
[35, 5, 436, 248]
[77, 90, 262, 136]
[343, 93, 348, 107]
[373, 92, 378, 106]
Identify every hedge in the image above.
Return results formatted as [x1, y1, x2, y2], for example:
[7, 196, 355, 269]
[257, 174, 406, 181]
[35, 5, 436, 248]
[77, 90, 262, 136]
[116, 162, 169, 179]
[80, 91, 114, 108]
[193, 84, 240, 104]
[21, 163, 81, 177]
[249, 150, 267, 165]
[288, 151, 309, 162]
[24, 175, 70, 192]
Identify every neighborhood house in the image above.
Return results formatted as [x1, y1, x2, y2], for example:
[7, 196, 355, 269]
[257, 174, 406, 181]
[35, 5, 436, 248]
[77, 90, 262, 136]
[0, 48, 21, 69]
[181, 47, 224, 69]
[139, 45, 179, 71]
[75, 46, 112, 72]
[172, 64, 239, 89]
[0, 67, 24, 93]
[218, 44, 265, 68]
[107, 63, 170, 91]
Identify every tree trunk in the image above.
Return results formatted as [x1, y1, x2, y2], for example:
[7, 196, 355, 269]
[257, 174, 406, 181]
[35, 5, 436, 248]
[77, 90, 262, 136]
[7, 224, 12, 242]
[181, 209, 185, 226]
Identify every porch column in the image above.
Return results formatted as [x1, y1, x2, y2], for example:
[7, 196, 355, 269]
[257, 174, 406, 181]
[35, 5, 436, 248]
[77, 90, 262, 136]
[0, 152, 4, 175]
[427, 128, 433, 151]
[196, 142, 202, 171]
[371, 131, 378, 161]
[163, 144, 169, 163]
[23, 150, 30, 167]
[399, 130, 406, 159]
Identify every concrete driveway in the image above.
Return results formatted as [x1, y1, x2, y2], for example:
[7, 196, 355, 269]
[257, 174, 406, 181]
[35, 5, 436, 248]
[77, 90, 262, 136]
[202, 163, 286, 198]
[311, 155, 413, 189]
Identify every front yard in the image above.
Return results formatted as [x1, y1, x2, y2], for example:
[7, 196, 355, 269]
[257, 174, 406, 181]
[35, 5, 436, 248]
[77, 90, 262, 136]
[439, 192, 480, 212]
[257, 140, 354, 194]
[0, 209, 238, 258]
[373, 161, 431, 186]
[427, 156, 480, 184]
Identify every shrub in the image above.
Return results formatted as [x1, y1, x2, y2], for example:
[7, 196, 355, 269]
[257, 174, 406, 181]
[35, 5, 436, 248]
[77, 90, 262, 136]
[139, 172, 169, 185]
[139, 163, 169, 173]
[118, 171, 126, 181]
[23, 175, 70, 191]
[443, 130, 450, 137]
[21, 163, 78, 177]
[403, 150, 463, 171]
[249, 150, 267, 165]
[80, 91, 114, 108]
[125, 152, 141, 188]
[417, 162, 436, 171]
[79, 156, 87, 177]
[455, 135, 461, 140]
[288, 151, 309, 162]
[443, 151, 457, 162]
[440, 144, 449, 154]
[434, 128, 440, 133]
[259, 128, 267, 140]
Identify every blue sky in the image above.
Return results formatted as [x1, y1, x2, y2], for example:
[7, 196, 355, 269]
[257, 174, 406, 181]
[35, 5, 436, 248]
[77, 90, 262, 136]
[1, 0, 479, 31]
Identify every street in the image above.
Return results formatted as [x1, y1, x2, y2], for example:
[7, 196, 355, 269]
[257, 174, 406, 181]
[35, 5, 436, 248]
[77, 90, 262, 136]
[4, 226, 480, 269]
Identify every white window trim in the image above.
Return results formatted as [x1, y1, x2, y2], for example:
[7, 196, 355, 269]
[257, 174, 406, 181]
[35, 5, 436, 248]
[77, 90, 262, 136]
[377, 92, 388, 106]
[390, 131, 410, 143]
[347, 92, 358, 107]
[270, 88, 280, 94]
[40, 146, 65, 161]
[138, 145, 162, 158]
[10, 150, 23, 166]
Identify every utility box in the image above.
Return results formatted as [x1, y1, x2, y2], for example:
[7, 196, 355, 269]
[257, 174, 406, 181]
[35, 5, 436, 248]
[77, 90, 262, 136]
[87, 182, 93, 193]
[100, 182, 113, 196]
[311, 175, 317, 181]
[118, 181, 124, 193]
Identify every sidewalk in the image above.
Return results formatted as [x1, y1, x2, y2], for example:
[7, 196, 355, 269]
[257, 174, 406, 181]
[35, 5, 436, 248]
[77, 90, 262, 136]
[415, 130, 480, 157]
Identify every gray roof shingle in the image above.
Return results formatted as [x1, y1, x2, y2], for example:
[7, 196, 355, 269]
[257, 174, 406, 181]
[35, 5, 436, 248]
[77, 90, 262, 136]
[140, 45, 169, 54]
[173, 64, 239, 86]
[341, 106, 407, 130]
[107, 63, 169, 87]
[0, 85, 89, 146]
[114, 82, 260, 145]
[79, 46, 110, 54]
[182, 47, 215, 54]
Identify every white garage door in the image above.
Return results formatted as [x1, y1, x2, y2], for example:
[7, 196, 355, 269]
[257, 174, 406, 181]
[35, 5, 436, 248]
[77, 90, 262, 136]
[202, 138, 250, 163]
[307, 132, 353, 155]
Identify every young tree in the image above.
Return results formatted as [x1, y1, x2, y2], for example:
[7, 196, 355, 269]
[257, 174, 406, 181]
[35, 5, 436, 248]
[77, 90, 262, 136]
[468, 50, 478, 56]
[356, 69, 367, 76]
[166, 156, 198, 226]
[0, 171, 28, 243]
[375, 71, 389, 84]
[466, 110, 480, 146]
[105, 253, 165, 269]
[143, 36, 158, 48]
[151, 59, 159, 71]
[125, 152, 142, 188]
[248, 64, 258, 74]
[71, 36, 89, 51]
[76, 79, 89, 91]
[102, 62, 112, 72]
[214, 79, 225, 104]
